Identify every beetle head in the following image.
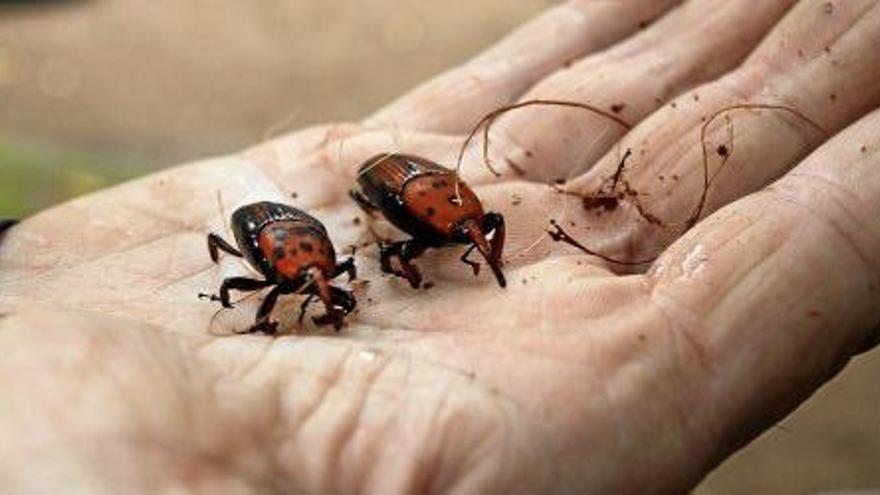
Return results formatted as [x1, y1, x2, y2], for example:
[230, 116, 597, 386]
[459, 217, 506, 288]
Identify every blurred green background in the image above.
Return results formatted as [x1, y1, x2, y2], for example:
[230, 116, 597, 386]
[1, 1, 878, 493]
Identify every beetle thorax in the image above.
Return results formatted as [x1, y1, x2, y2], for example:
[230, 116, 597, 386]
[257, 222, 336, 280]
[402, 174, 484, 236]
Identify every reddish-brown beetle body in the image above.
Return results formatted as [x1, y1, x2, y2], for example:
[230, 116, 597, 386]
[201, 202, 356, 333]
[351, 153, 506, 288]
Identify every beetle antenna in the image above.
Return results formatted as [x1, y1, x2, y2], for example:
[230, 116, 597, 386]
[215, 190, 232, 236]
[452, 99, 633, 203]
[687, 102, 827, 229]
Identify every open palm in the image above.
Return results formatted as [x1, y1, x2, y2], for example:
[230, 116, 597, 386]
[2, 1, 880, 493]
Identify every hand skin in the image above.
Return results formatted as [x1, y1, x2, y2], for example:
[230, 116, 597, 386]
[1, 1, 879, 493]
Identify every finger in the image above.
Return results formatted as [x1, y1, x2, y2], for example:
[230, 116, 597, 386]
[368, 0, 682, 134]
[476, 0, 798, 183]
[564, 0, 880, 263]
[648, 108, 880, 465]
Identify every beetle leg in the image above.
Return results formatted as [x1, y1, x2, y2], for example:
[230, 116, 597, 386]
[298, 293, 317, 323]
[235, 283, 286, 335]
[379, 240, 426, 289]
[349, 189, 380, 217]
[333, 256, 357, 282]
[459, 244, 481, 276]
[207, 232, 243, 263]
[199, 277, 271, 309]
[329, 286, 357, 314]
[309, 269, 347, 330]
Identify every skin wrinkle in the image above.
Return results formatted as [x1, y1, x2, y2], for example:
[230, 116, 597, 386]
[333, 347, 393, 494]
[408, 372, 458, 494]
[290, 344, 355, 440]
[744, 0, 877, 69]
[766, 176, 880, 280]
[82, 328, 277, 490]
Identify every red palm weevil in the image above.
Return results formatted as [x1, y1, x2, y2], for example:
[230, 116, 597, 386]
[200, 202, 356, 333]
[350, 153, 505, 288]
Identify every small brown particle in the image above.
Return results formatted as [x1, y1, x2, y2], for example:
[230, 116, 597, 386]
[610, 103, 626, 114]
[671, 174, 680, 181]
[554, 178, 566, 185]
[829, 93, 837, 102]
[692, 93, 700, 102]
[563, 58, 575, 68]
[582, 195, 618, 212]
[717, 144, 729, 157]
[670, 101, 678, 109]
[511, 193, 523, 206]
[525, 150, 534, 158]
[352, 217, 362, 226]
[861, 145, 869, 154]
[658, 175, 665, 181]
[290, 191, 299, 199]
[808, 309, 822, 318]
[426, 206, 436, 217]
[638, 334, 646, 342]
[823, 1, 834, 14]
[422, 282, 435, 290]
[638, 19, 650, 29]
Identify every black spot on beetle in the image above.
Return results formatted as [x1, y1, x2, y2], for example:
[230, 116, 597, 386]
[288, 247, 298, 256]
[300, 242, 314, 253]
[432, 180, 448, 189]
[273, 246, 286, 259]
[426, 206, 436, 217]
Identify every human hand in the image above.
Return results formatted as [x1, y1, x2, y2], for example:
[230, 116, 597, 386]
[1, 1, 879, 493]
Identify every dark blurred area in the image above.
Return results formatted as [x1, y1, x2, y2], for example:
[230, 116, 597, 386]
[1, 2, 878, 494]
[0, 0, 550, 217]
